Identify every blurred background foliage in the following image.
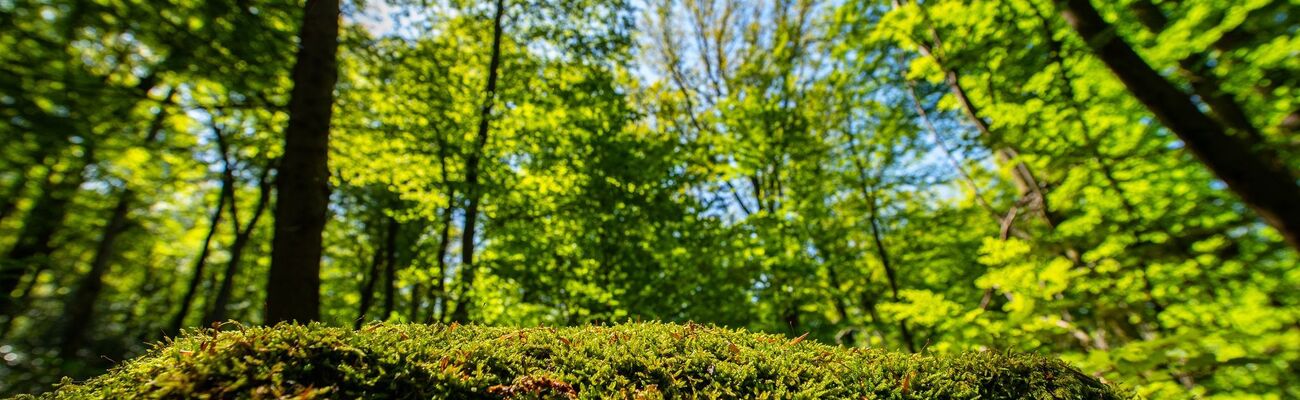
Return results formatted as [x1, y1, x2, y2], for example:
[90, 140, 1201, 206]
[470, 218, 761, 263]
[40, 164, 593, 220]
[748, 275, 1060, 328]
[0, 0, 1297, 397]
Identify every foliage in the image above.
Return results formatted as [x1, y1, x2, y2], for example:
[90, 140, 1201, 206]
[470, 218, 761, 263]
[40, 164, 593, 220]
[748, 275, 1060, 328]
[0, 0, 1297, 398]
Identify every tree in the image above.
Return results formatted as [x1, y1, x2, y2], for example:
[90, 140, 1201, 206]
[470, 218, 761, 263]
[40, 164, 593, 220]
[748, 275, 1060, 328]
[264, 0, 342, 323]
[448, 0, 507, 323]
[1, 0, 1298, 397]
[1053, 0, 1300, 250]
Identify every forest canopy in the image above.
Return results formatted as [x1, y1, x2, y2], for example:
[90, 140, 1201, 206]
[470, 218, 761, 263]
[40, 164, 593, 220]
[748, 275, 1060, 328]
[0, 0, 1297, 398]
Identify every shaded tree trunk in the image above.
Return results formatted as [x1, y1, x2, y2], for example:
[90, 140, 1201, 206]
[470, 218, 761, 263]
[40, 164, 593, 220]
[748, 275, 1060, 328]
[409, 281, 423, 322]
[59, 190, 131, 357]
[265, 0, 341, 323]
[844, 129, 916, 353]
[864, 195, 916, 353]
[203, 163, 273, 325]
[449, 0, 506, 323]
[61, 87, 174, 353]
[421, 93, 458, 324]
[381, 214, 398, 320]
[169, 176, 230, 333]
[426, 189, 455, 324]
[1054, 0, 1300, 250]
[354, 215, 386, 329]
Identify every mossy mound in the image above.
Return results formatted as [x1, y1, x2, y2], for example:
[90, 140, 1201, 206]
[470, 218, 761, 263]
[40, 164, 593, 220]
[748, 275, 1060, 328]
[20, 322, 1128, 399]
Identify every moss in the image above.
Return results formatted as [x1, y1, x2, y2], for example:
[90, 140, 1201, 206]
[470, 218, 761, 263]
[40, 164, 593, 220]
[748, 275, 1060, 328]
[17, 322, 1129, 399]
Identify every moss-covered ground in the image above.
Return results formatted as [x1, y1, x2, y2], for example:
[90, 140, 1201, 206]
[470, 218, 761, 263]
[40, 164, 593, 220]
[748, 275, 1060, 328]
[16, 322, 1129, 399]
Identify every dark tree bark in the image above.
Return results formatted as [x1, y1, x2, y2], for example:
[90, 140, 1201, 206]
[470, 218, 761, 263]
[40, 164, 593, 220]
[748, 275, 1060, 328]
[1054, 0, 1300, 250]
[449, 0, 506, 323]
[265, 0, 341, 323]
[1125, 0, 1167, 32]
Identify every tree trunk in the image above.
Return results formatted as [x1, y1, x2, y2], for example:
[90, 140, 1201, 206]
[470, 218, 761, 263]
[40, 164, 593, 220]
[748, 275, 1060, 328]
[381, 214, 398, 320]
[265, 0, 341, 324]
[169, 177, 229, 333]
[426, 190, 455, 324]
[1054, 0, 1300, 250]
[354, 216, 385, 329]
[449, 0, 506, 323]
[1126, 0, 1264, 144]
[844, 130, 916, 353]
[409, 282, 423, 323]
[62, 87, 174, 352]
[59, 190, 131, 357]
[203, 165, 273, 325]
[865, 195, 916, 353]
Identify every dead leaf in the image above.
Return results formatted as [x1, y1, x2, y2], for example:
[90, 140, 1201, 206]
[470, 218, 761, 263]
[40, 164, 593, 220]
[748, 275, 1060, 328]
[789, 332, 809, 346]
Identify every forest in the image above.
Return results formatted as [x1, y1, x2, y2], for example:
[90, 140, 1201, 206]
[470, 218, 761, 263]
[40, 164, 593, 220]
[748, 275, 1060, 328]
[0, 0, 1297, 397]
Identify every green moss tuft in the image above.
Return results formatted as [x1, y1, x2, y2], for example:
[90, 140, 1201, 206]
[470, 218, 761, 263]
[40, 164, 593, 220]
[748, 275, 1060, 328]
[17, 322, 1129, 399]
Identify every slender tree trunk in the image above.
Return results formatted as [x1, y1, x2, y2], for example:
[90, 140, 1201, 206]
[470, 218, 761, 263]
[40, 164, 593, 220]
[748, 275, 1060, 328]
[449, 0, 506, 323]
[405, 258, 423, 322]
[409, 281, 423, 322]
[354, 216, 385, 329]
[203, 165, 273, 325]
[169, 178, 229, 333]
[265, 0, 341, 323]
[824, 263, 855, 344]
[59, 190, 131, 356]
[381, 214, 398, 320]
[61, 87, 174, 352]
[426, 190, 455, 324]
[1054, 0, 1300, 250]
[864, 195, 916, 352]
[424, 138, 456, 324]
[844, 129, 916, 353]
